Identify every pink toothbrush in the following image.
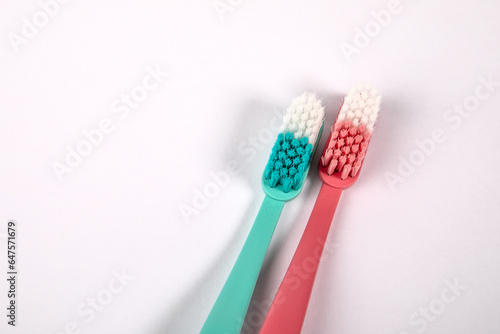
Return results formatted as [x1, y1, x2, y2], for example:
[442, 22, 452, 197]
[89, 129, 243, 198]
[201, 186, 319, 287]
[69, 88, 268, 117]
[260, 85, 381, 334]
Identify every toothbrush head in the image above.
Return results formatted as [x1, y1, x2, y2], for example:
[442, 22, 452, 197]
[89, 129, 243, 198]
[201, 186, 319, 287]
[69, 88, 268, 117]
[319, 85, 381, 189]
[262, 93, 325, 201]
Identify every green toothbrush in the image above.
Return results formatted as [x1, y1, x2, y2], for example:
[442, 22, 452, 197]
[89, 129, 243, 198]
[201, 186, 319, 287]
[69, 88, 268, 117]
[201, 93, 325, 334]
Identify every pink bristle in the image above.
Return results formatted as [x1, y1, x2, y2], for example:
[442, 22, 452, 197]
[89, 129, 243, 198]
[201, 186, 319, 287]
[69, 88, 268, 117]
[327, 159, 338, 175]
[355, 152, 366, 164]
[322, 149, 333, 166]
[319, 85, 381, 179]
[337, 155, 347, 172]
[360, 141, 368, 154]
[341, 164, 352, 180]
[354, 135, 363, 144]
[351, 160, 362, 177]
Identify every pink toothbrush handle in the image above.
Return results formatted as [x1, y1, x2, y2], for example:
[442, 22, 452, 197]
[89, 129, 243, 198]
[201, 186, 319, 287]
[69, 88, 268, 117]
[260, 183, 342, 334]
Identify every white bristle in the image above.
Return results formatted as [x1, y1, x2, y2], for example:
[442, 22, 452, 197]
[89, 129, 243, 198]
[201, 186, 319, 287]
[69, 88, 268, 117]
[339, 84, 381, 131]
[279, 93, 325, 145]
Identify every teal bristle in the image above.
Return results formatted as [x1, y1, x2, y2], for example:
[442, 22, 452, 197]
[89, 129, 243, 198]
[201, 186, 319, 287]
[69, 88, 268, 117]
[293, 173, 303, 188]
[282, 178, 293, 192]
[264, 132, 313, 193]
[297, 163, 306, 173]
[277, 133, 285, 143]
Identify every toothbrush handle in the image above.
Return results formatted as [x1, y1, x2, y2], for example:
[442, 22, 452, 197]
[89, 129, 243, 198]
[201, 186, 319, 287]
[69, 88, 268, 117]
[260, 184, 342, 334]
[200, 195, 285, 334]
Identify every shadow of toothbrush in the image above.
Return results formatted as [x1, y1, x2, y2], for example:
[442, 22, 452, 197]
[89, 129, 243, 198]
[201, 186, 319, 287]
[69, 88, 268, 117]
[148, 197, 265, 334]
[148, 98, 284, 334]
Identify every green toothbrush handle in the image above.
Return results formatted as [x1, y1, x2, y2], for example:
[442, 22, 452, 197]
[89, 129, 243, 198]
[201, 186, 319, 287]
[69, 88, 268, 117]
[200, 195, 285, 334]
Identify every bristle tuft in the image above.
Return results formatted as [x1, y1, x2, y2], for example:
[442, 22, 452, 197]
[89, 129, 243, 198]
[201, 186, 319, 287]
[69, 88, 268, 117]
[265, 132, 313, 192]
[280, 93, 325, 145]
[320, 85, 381, 180]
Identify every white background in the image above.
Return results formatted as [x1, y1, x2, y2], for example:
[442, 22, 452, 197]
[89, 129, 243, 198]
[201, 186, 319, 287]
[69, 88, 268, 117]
[1, 1, 499, 333]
